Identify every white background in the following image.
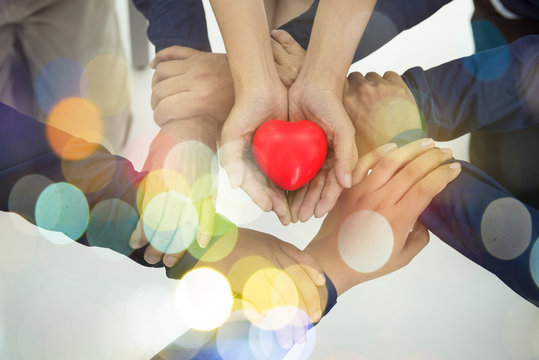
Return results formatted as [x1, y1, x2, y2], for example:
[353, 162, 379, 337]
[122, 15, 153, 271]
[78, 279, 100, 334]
[1, 0, 538, 359]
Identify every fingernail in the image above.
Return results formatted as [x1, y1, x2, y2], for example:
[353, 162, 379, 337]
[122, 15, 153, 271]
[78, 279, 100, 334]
[146, 256, 160, 264]
[440, 148, 453, 154]
[313, 310, 322, 322]
[128, 224, 141, 248]
[150, 58, 156, 69]
[381, 143, 398, 153]
[419, 138, 434, 147]
[342, 174, 352, 188]
[229, 172, 242, 189]
[449, 162, 461, 171]
[163, 256, 176, 267]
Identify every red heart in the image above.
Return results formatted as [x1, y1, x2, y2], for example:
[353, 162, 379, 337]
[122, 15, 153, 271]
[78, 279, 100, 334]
[252, 119, 327, 191]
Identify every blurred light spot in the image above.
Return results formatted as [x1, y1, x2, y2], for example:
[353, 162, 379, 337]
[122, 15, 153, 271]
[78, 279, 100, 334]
[465, 20, 509, 81]
[136, 169, 190, 215]
[216, 317, 256, 360]
[87, 199, 138, 256]
[35, 182, 89, 241]
[81, 54, 130, 116]
[372, 97, 422, 147]
[242, 269, 300, 330]
[530, 239, 539, 287]
[164, 140, 218, 188]
[198, 224, 238, 262]
[46, 97, 103, 160]
[61, 151, 117, 193]
[35, 58, 85, 114]
[8, 174, 53, 224]
[142, 191, 198, 254]
[338, 210, 394, 273]
[481, 198, 531, 260]
[175, 268, 233, 331]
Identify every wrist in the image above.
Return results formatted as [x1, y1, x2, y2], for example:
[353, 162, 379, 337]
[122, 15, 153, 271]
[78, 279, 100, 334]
[161, 116, 219, 152]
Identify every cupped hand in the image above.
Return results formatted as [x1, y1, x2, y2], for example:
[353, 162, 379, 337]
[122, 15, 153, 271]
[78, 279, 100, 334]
[219, 83, 292, 224]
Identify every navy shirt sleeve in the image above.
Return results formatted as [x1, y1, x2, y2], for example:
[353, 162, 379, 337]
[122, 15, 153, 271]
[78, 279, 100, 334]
[400, 35, 539, 306]
[131, 0, 211, 52]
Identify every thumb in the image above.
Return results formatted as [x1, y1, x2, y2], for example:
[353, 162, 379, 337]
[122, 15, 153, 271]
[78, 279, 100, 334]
[219, 124, 246, 189]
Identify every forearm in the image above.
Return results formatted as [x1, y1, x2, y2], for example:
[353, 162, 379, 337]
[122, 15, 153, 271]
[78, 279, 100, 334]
[402, 35, 539, 141]
[160, 116, 219, 152]
[296, 0, 376, 90]
[209, 0, 280, 91]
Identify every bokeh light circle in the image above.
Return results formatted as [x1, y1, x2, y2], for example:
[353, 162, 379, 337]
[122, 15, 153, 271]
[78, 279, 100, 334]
[175, 267, 233, 331]
[87, 199, 138, 256]
[338, 210, 394, 273]
[8, 174, 53, 224]
[530, 239, 539, 288]
[142, 191, 198, 254]
[61, 151, 117, 193]
[35, 182, 89, 241]
[481, 197, 532, 260]
[242, 268, 300, 330]
[164, 140, 218, 186]
[35, 57, 85, 114]
[81, 54, 130, 116]
[372, 97, 422, 147]
[216, 316, 257, 360]
[46, 97, 103, 160]
[198, 225, 238, 262]
[136, 169, 190, 215]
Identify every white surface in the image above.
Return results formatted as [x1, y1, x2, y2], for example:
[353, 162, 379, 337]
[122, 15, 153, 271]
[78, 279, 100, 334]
[1, 0, 538, 359]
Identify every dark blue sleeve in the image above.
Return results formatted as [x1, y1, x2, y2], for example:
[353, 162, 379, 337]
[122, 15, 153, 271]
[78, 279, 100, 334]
[401, 35, 539, 141]
[279, 0, 452, 63]
[0, 101, 153, 267]
[397, 36, 539, 305]
[131, 0, 211, 52]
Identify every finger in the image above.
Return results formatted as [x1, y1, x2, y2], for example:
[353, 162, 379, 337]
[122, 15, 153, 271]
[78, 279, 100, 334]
[271, 29, 306, 56]
[153, 92, 203, 127]
[347, 71, 366, 85]
[279, 240, 326, 287]
[314, 169, 343, 218]
[365, 71, 383, 82]
[151, 75, 190, 109]
[297, 171, 326, 222]
[144, 243, 165, 264]
[270, 38, 289, 65]
[397, 222, 429, 267]
[398, 162, 461, 226]
[352, 142, 398, 186]
[289, 184, 308, 223]
[241, 166, 273, 212]
[384, 147, 454, 204]
[128, 220, 148, 249]
[382, 70, 404, 84]
[283, 265, 322, 324]
[152, 60, 188, 86]
[268, 182, 291, 225]
[163, 249, 187, 267]
[195, 197, 216, 248]
[359, 138, 435, 193]
[219, 127, 246, 189]
[151, 46, 199, 68]
[332, 119, 358, 188]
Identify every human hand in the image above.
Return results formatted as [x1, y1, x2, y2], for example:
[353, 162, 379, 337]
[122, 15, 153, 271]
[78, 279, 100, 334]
[151, 46, 234, 128]
[194, 226, 326, 349]
[219, 81, 293, 224]
[306, 139, 462, 295]
[128, 119, 219, 267]
[344, 71, 424, 153]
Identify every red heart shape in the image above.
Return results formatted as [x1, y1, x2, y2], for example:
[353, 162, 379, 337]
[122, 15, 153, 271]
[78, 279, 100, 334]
[252, 119, 327, 191]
